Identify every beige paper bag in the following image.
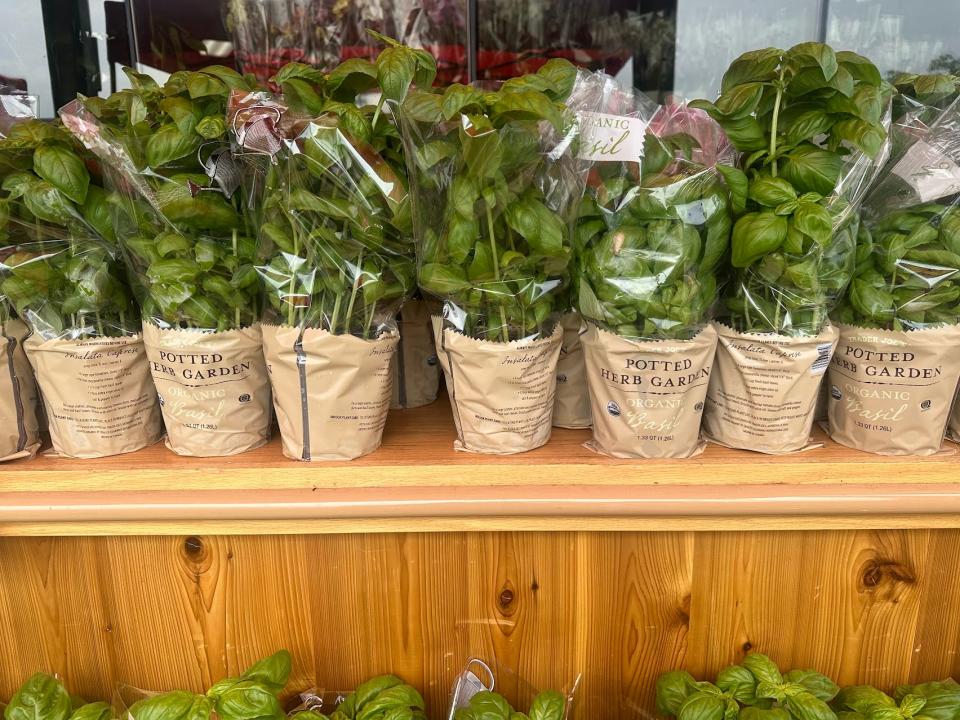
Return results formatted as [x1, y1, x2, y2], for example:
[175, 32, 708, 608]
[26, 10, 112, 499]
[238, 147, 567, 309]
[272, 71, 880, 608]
[391, 299, 440, 410]
[553, 311, 592, 429]
[702, 321, 838, 454]
[0, 320, 40, 461]
[582, 323, 717, 458]
[142, 322, 271, 457]
[433, 317, 563, 454]
[827, 324, 960, 455]
[263, 324, 398, 461]
[24, 333, 161, 458]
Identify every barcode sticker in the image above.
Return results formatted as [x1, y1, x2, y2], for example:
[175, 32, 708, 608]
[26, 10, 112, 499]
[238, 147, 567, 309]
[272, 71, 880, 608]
[811, 343, 832, 375]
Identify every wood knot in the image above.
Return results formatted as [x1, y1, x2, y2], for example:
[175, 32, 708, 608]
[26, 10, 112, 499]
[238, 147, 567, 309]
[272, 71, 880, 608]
[860, 558, 916, 595]
[742, 641, 753, 652]
[182, 536, 205, 561]
[677, 594, 691, 624]
[498, 586, 515, 609]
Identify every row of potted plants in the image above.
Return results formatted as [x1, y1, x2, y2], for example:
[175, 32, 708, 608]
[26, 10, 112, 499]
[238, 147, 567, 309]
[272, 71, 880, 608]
[5, 651, 960, 720]
[1, 38, 960, 461]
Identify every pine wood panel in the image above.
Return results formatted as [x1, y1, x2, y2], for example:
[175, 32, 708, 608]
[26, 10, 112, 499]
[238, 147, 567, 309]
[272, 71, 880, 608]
[2, 530, 960, 719]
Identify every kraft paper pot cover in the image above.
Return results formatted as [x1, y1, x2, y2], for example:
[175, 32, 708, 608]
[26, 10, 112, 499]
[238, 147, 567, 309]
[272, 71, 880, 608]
[0, 319, 40, 461]
[142, 322, 271, 457]
[828, 324, 960, 456]
[391, 298, 440, 410]
[553, 311, 592, 429]
[262, 325, 399, 461]
[24, 334, 162, 458]
[433, 317, 563, 455]
[582, 322, 717, 459]
[702, 321, 838, 454]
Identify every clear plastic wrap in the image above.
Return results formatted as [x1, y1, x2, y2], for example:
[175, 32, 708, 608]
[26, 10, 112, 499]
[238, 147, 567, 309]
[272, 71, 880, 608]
[399, 60, 600, 343]
[229, 51, 419, 460]
[691, 44, 894, 337]
[826, 97, 960, 456]
[60, 66, 274, 458]
[0, 311, 40, 462]
[0, 117, 162, 458]
[575, 83, 734, 341]
[448, 658, 577, 720]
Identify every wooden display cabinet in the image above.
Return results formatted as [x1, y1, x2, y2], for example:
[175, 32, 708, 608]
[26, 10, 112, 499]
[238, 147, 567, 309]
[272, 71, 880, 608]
[1, 399, 960, 719]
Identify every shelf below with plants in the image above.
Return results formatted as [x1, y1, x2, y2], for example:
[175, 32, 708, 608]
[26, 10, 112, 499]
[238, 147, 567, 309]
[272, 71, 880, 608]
[1, 396, 960, 536]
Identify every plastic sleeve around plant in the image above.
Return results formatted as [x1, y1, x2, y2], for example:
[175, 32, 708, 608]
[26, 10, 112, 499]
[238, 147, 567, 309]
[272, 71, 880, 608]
[574, 75, 736, 341]
[58, 99, 262, 333]
[833, 96, 960, 331]
[447, 657, 579, 720]
[228, 89, 414, 337]
[396, 66, 602, 343]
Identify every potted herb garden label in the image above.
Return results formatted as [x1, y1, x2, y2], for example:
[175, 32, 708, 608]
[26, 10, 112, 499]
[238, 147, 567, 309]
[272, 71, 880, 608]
[690, 43, 892, 453]
[0, 118, 162, 458]
[62, 66, 272, 457]
[575, 84, 733, 458]
[399, 59, 594, 454]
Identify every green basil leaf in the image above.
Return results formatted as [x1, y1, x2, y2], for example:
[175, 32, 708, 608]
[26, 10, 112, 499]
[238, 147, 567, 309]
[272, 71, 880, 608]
[678, 693, 726, 720]
[833, 118, 885, 158]
[241, 650, 291, 692]
[732, 211, 788, 267]
[5, 673, 72, 720]
[68, 703, 111, 720]
[528, 691, 564, 720]
[441, 84, 486, 121]
[506, 197, 565, 257]
[835, 686, 896, 714]
[782, 670, 838, 702]
[402, 91, 443, 123]
[721, 48, 782, 93]
[749, 176, 798, 207]
[901, 696, 929, 718]
[492, 90, 564, 132]
[793, 201, 832, 245]
[784, 692, 837, 720]
[377, 47, 417, 103]
[717, 665, 759, 704]
[196, 116, 227, 140]
[187, 73, 227, 99]
[716, 165, 748, 215]
[789, 42, 839, 81]
[742, 653, 784, 685]
[33, 144, 90, 204]
[716, 82, 765, 119]
[784, 110, 833, 146]
[780, 145, 843, 196]
[129, 692, 213, 720]
[146, 124, 201, 168]
[419, 263, 471, 294]
[836, 51, 882, 86]
[742, 709, 791, 720]
[326, 59, 378, 97]
[23, 180, 77, 224]
[537, 59, 577, 100]
[272, 62, 325, 86]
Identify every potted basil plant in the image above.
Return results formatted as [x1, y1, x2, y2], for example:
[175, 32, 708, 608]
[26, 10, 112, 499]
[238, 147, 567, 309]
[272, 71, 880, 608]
[230, 46, 421, 461]
[61, 66, 272, 457]
[0, 118, 161, 458]
[399, 58, 596, 454]
[688, 43, 892, 453]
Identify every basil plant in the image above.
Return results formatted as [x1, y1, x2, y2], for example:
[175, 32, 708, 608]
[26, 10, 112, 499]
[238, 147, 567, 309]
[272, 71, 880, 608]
[691, 43, 891, 336]
[656, 653, 840, 720]
[234, 43, 424, 335]
[62, 66, 264, 331]
[0, 119, 139, 339]
[834, 104, 960, 330]
[291, 675, 426, 720]
[127, 650, 291, 720]
[575, 89, 735, 340]
[399, 59, 589, 342]
[454, 689, 565, 720]
[4, 672, 110, 720]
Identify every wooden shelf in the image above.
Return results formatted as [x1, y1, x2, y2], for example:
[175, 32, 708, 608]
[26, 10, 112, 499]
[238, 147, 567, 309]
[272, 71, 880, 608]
[1, 396, 959, 535]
